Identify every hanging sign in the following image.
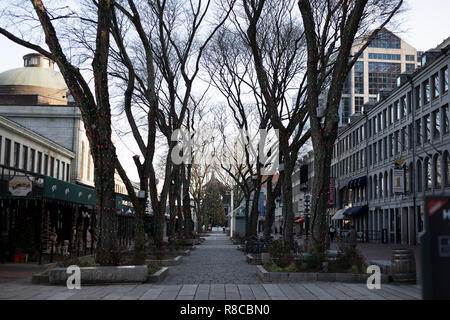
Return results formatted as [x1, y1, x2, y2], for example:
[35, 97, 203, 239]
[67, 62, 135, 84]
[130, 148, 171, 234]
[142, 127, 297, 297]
[9, 176, 32, 196]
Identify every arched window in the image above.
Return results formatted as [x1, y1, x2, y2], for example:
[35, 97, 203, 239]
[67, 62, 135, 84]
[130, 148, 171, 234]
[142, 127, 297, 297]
[417, 160, 422, 192]
[369, 177, 373, 200]
[424, 157, 431, 191]
[444, 151, 450, 187]
[434, 154, 442, 189]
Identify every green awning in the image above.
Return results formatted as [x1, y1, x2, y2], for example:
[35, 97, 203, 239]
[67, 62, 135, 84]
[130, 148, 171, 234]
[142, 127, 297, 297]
[44, 177, 96, 206]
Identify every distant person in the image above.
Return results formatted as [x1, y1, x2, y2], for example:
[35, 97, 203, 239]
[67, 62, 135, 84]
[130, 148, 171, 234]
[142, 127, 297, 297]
[347, 225, 357, 248]
[329, 225, 336, 242]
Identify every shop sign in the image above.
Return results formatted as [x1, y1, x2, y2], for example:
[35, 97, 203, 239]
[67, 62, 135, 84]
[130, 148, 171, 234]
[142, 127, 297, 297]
[393, 169, 404, 193]
[8, 176, 32, 196]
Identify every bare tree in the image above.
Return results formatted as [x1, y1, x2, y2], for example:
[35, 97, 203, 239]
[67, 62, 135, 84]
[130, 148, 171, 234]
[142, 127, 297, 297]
[106, 0, 235, 258]
[209, 0, 312, 247]
[297, 0, 404, 246]
[0, 0, 121, 265]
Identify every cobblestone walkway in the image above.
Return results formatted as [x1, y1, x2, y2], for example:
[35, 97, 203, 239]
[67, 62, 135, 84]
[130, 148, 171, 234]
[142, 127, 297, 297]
[163, 231, 260, 284]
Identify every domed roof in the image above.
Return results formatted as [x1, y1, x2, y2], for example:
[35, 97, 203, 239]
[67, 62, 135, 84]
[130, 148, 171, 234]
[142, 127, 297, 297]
[0, 67, 68, 91]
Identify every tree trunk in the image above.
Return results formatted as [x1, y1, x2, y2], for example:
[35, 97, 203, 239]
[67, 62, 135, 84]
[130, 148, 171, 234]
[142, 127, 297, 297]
[263, 177, 275, 240]
[94, 141, 119, 265]
[182, 164, 194, 238]
[310, 141, 333, 245]
[249, 186, 261, 238]
[282, 170, 294, 249]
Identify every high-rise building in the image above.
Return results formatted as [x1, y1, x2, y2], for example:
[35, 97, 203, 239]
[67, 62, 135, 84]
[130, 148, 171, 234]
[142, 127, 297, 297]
[339, 28, 421, 126]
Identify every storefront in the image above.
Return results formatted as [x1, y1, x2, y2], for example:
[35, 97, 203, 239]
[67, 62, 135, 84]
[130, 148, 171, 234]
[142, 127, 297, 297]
[0, 165, 135, 263]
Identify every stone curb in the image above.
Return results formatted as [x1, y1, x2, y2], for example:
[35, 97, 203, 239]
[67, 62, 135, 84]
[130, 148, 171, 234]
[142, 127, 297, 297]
[32, 273, 50, 284]
[48, 265, 148, 285]
[147, 267, 169, 283]
[256, 265, 390, 283]
[145, 255, 183, 267]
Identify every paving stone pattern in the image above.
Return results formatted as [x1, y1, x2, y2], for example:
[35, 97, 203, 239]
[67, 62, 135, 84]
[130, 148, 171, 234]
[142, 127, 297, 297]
[0, 232, 422, 300]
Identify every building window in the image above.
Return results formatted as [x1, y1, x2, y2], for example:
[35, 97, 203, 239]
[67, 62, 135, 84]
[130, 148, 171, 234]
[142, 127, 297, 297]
[61, 162, 65, 181]
[378, 140, 382, 162]
[417, 160, 422, 192]
[394, 131, 399, 155]
[383, 138, 387, 159]
[443, 104, 449, 135]
[56, 160, 60, 179]
[22, 146, 28, 170]
[44, 154, 49, 175]
[442, 66, 448, 93]
[368, 62, 401, 94]
[416, 119, 421, 145]
[355, 97, 364, 112]
[66, 164, 70, 182]
[424, 114, 431, 142]
[13, 142, 20, 168]
[401, 96, 406, 118]
[374, 175, 378, 199]
[433, 109, 440, 139]
[354, 62, 364, 94]
[444, 151, 450, 186]
[401, 128, 406, 152]
[368, 29, 401, 49]
[423, 79, 430, 104]
[405, 55, 415, 61]
[432, 73, 439, 99]
[408, 124, 413, 150]
[341, 97, 351, 125]
[389, 105, 393, 125]
[406, 64, 415, 73]
[389, 134, 393, 157]
[407, 92, 412, 114]
[37, 152, 42, 174]
[434, 154, 442, 189]
[415, 86, 421, 108]
[4, 139, 11, 166]
[50, 157, 55, 177]
[424, 157, 431, 191]
[30, 149, 35, 172]
[368, 53, 400, 60]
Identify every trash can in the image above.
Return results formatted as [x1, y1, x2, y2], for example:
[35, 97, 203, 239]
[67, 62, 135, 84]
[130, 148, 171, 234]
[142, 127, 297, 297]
[391, 248, 416, 284]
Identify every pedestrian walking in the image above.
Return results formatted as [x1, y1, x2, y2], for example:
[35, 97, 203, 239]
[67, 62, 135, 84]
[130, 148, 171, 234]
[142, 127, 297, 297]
[347, 225, 357, 248]
[329, 225, 335, 242]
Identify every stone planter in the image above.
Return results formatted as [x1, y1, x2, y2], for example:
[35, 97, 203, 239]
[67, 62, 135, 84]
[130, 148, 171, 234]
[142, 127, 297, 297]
[145, 255, 183, 267]
[32, 273, 49, 284]
[246, 254, 262, 265]
[48, 265, 148, 285]
[147, 267, 169, 283]
[256, 265, 390, 283]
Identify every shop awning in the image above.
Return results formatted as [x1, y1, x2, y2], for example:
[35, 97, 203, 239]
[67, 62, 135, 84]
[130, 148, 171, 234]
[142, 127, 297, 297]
[294, 218, 305, 223]
[44, 177, 96, 205]
[331, 207, 348, 220]
[343, 205, 368, 217]
[347, 176, 367, 189]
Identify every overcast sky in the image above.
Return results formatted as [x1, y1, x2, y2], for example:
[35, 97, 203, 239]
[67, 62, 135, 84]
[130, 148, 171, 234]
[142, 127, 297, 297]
[0, 0, 449, 182]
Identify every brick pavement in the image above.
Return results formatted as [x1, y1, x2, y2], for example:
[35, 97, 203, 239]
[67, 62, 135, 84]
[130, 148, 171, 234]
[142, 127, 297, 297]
[163, 232, 261, 284]
[0, 231, 423, 300]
